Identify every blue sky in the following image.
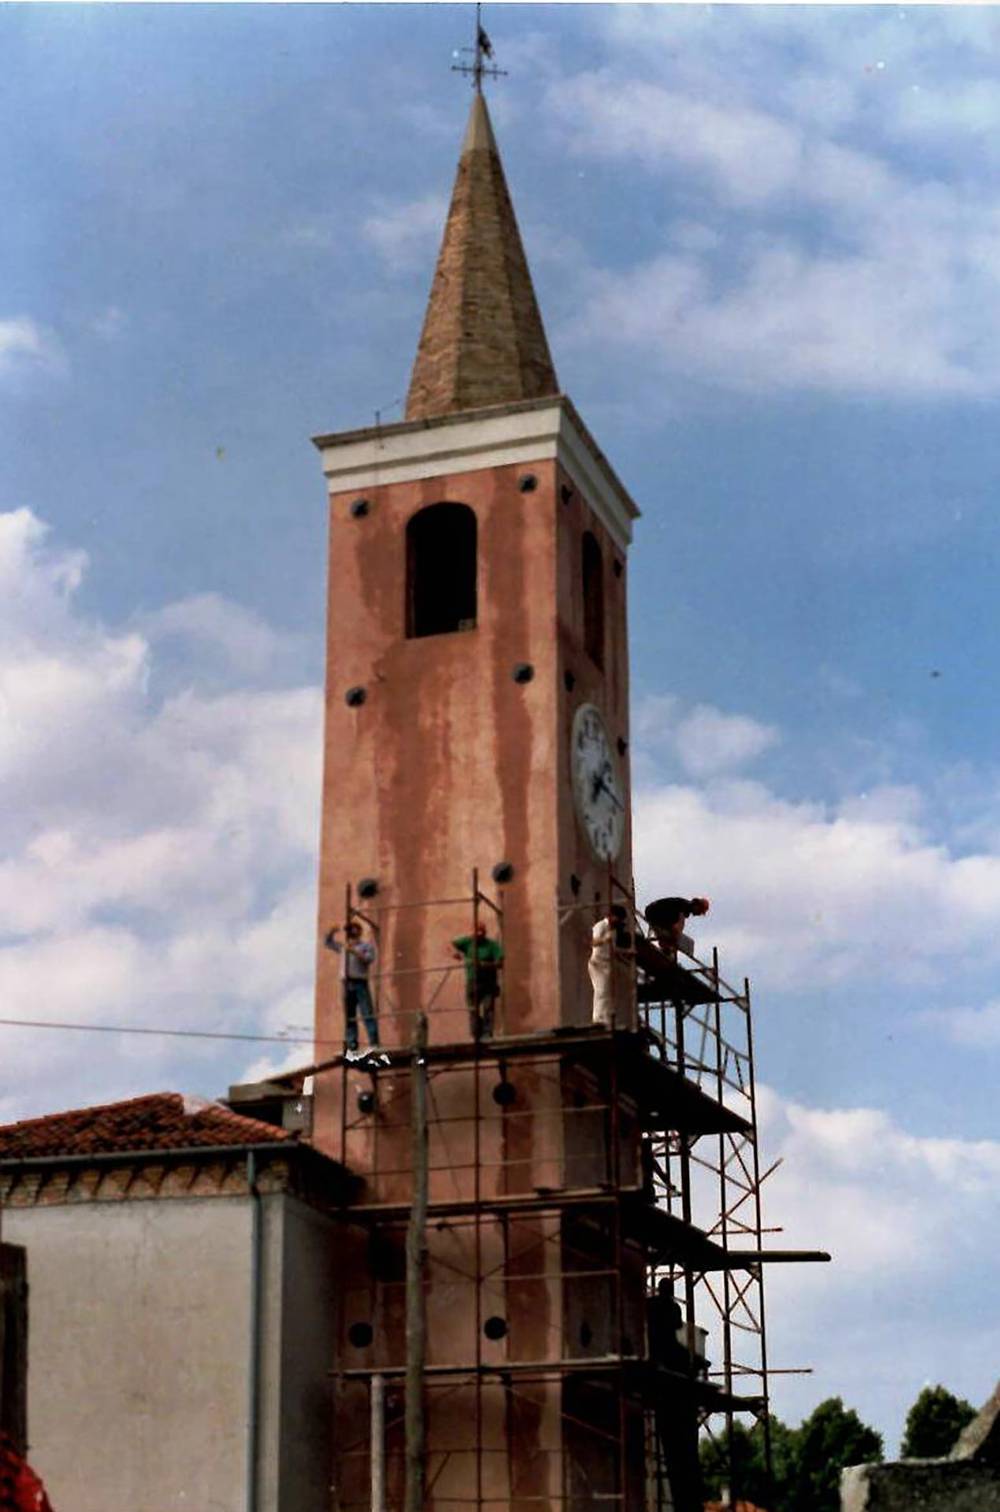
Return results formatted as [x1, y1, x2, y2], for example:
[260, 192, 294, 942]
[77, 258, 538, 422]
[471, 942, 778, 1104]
[3, 2, 1000, 1450]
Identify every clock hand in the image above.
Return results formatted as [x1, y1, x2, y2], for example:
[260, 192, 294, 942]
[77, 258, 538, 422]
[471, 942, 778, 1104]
[594, 773, 625, 812]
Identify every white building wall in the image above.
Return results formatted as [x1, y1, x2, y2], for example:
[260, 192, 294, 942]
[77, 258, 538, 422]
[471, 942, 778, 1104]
[6, 1194, 254, 1512]
[275, 1197, 341, 1511]
[5, 1181, 343, 1512]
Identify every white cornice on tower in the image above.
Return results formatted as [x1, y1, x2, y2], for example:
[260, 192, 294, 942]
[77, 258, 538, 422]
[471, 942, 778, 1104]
[313, 394, 640, 551]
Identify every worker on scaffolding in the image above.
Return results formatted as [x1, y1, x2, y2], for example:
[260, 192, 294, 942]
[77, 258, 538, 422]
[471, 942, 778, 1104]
[324, 919, 383, 1062]
[589, 903, 631, 1026]
[647, 1279, 705, 1512]
[451, 921, 503, 1040]
[644, 896, 710, 961]
[647, 1277, 687, 1371]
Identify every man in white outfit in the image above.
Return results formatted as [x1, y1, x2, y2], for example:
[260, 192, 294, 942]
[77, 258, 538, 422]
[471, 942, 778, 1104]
[590, 904, 628, 1026]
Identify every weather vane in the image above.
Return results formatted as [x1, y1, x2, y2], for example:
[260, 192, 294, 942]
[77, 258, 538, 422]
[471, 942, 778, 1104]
[451, 3, 507, 93]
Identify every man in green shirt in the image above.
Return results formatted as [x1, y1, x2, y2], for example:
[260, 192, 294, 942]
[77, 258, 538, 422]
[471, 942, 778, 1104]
[451, 922, 504, 1040]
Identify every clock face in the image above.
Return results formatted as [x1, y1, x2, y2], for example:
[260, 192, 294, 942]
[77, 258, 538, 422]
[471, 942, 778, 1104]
[571, 703, 626, 862]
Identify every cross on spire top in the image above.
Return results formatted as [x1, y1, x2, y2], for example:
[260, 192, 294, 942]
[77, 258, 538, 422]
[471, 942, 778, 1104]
[451, 3, 507, 93]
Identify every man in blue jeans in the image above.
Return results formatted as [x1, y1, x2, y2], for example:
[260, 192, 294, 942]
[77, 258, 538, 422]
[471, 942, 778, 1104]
[325, 920, 385, 1062]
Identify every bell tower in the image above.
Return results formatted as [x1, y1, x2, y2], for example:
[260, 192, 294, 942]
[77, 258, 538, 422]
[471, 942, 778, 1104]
[312, 90, 639, 1076]
[307, 53, 802, 1512]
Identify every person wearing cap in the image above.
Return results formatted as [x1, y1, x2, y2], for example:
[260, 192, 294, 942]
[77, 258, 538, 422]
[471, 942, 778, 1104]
[644, 896, 710, 961]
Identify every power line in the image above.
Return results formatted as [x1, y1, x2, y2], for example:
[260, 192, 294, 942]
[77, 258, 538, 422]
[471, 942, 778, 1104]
[0, 1016, 328, 1048]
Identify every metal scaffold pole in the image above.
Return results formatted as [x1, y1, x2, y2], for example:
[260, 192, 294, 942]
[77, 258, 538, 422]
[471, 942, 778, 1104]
[371, 1373, 386, 1512]
[712, 947, 735, 1500]
[405, 1012, 429, 1512]
[744, 975, 774, 1484]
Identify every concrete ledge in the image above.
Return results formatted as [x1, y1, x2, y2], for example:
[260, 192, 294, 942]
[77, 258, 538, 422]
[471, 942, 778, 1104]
[842, 1459, 1000, 1512]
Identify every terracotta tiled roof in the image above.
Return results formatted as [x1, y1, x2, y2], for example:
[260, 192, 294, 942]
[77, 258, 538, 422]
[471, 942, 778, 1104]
[405, 91, 558, 422]
[0, 1092, 294, 1160]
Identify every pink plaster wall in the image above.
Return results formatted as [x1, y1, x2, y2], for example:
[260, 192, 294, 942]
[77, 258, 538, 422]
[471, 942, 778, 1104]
[312, 452, 632, 1163]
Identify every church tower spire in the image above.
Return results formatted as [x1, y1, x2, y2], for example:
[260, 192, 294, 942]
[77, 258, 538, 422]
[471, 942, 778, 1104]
[404, 90, 558, 421]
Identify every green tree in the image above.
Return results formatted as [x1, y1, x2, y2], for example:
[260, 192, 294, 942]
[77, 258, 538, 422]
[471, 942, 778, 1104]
[900, 1385, 977, 1459]
[783, 1398, 882, 1512]
[701, 1400, 881, 1512]
[698, 1415, 801, 1509]
[700, 1419, 774, 1506]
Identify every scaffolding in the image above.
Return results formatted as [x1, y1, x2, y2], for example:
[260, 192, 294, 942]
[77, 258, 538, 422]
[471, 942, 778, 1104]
[637, 935, 776, 1505]
[314, 876, 827, 1512]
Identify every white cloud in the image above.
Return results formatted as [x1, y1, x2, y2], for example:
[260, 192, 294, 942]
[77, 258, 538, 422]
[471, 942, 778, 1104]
[140, 592, 309, 687]
[548, 72, 896, 220]
[0, 510, 322, 1119]
[896, 78, 1000, 142]
[921, 997, 1000, 1049]
[0, 317, 65, 380]
[544, 46, 1000, 399]
[634, 775, 1000, 986]
[362, 193, 448, 271]
[762, 1088, 1000, 1268]
[552, 77, 806, 207]
[567, 219, 999, 399]
[674, 704, 780, 779]
[667, 1068, 1000, 1436]
[779, 70, 860, 135]
[0, 509, 86, 606]
[635, 695, 779, 780]
[633, 697, 1000, 989]
[598, 5, 1000, 98]
[0, 511, 150, 818]
[753, 1085, 1000, 1435]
